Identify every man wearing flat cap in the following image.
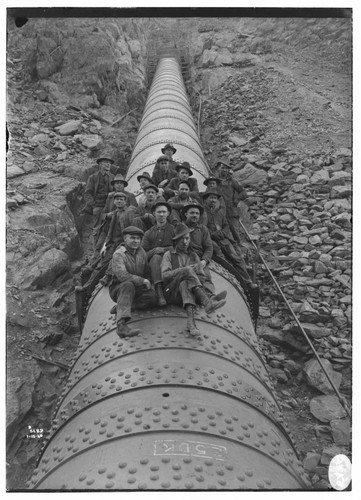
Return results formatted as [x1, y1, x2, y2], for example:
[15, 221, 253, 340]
[215, 158, 248, 244]
[141, 201, 175, 306]
[161, 223, 226, 336]
[152, 154, 177, 190]
[82, 154, 115, 249]
[109, 226, 157, 338]
[163, 161, 200, 200]
[202, 188, 255, 289]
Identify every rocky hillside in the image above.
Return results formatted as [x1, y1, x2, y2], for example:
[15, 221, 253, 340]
[6, 14, 351, 490]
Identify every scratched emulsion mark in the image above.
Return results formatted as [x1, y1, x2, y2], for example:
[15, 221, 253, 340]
[154, 440, 227, 461]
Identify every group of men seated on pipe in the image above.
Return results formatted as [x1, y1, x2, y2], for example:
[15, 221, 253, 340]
[78, 143, 258, 339]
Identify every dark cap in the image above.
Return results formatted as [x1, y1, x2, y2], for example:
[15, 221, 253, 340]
[144, 184, 159, 193]
[172, 223, 193, 241]
[203, 177, 221, 186]
[111, 174, 128, 187]
[181, 202, 204, 216]
[113, 191, 127, 199]
[123, 226, 144, 237]
[151, 201, 172, 213]
[156, 155, 169, 164]
[176, 161, 193, 176]
[178, 179, 192, 190]
[137, 171, 152, 183]
[161, 143, 177, 154]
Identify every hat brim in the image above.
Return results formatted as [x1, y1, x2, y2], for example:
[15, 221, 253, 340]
[203, 178, 221, 186]
[161, 146, 177, 154]
[181, 203, 204, 215]
[113, 193, 127, 199]
[216, 161, 231, 168]
[96, 157, 114, 164]
[176, 165, 193, 176]
[202, 191, 221, 199]
[111, 179, 128, 187]
[172, 228, 193, 241]
[137, 175, 151, 182]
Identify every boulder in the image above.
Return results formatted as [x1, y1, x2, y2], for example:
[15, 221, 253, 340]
[299, 323, 332, 339]
[310, 395, 347, 422]
[127, 39, 141, 59]
[234, 164, 267, 185]
[7, 165, 25, 179]
[310, 170, 330, 184]
[330, 419, 351, 446]
[303, 452, 321, 472]
[22, 161, 37, 173]
[330, 185, 351, 199]
[55, 120, 82, 136]
[304, 358, 342, 394]
[73, 134, 103, 150]
[215, 48, 233, 66]
[22, 248, 71, 290]
[202, 49, 218, 68]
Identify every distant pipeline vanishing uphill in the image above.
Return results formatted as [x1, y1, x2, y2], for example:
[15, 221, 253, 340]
[28, 56, 310, 491]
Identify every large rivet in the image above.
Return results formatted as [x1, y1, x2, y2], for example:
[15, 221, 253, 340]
[161, 457, 170, 463]
[150, 474, 159, 481]
[118, 462, 127, 469]
[128, 467, 137, 474]
[127, 477, 136, 484]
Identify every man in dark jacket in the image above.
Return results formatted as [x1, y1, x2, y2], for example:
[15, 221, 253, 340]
[161, 224, 226, 336]
[215, 158, 247, 244]
[133, 184, 166, 232]
[202, 189, 254, 288]
[182, 202, 227, 303]
[168, 181, 202, 225]
[103, 174, 138, 213]
[163, 162, 199, 200]
[151, 155, 177, 189]
[161, 143, 179, 171]
[82, 155, 115, 249]
[109, 226, 157, 338]
[141, 201, 175, 306]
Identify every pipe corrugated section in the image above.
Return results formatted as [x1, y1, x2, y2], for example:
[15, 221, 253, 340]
[28, 57, 310, 491]
[126, 57, 210, 193]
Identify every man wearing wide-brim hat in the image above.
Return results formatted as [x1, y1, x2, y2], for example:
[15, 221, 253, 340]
[215, 157, 248, 244]
[141, 201, 175, 306]
[109, 226, 157, 338]
[163, 161, 200, 201]
[136, 171, 164, 209]
[82, 154, 115, 250]
[161, 223, 226, 336]
[168, 180, 206, 226]
[202, 188, 256, 290]
[152, 154, 178, 190]
[202, 176, 226, 214]
[102, 174, 138, 214]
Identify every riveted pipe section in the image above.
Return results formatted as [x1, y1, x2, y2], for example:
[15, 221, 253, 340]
[126, 57, 210, 193]
[29, 57, 310, 491]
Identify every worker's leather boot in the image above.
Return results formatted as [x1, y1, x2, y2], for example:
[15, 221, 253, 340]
[194, 286, 226, 314]
[185, 304, 201, 337]
[116, 319, 140, 338]
[155, 283, 167, 307]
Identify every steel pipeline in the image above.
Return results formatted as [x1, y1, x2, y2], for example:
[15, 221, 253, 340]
[29, 57, 310, 491]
